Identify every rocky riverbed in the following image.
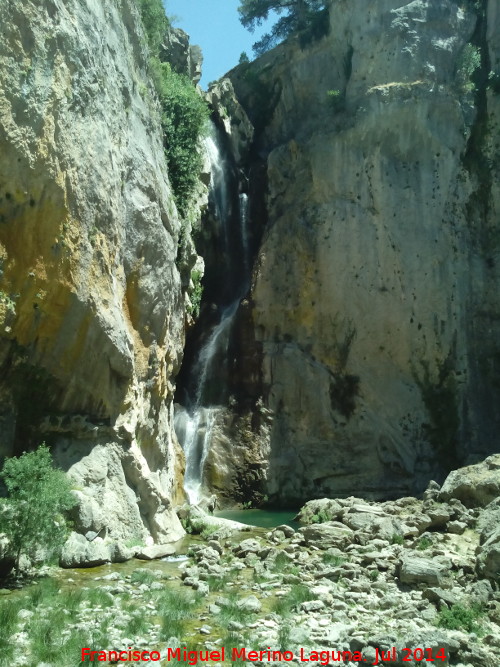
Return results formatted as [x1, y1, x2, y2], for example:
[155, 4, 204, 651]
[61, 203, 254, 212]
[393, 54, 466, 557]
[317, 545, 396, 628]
[1, 456, 499, 667]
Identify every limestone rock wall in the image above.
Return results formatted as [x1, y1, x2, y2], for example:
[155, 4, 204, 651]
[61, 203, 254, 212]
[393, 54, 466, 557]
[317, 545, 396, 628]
[222, 0, 500, 504]
[0, 0, 186, 547]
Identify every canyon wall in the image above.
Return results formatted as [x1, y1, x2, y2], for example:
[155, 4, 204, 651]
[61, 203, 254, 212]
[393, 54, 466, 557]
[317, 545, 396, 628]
[0, 0, 191, 553]
[204, 0, 500, 505]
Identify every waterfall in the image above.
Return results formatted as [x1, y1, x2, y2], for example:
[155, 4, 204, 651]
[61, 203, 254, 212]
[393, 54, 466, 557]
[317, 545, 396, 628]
[175, 123, 251, 506]
[239, 193, 249, 275]
[175, 300, 239, 504]
[204, 131, 230, 252]
[174, 408, 215, 506]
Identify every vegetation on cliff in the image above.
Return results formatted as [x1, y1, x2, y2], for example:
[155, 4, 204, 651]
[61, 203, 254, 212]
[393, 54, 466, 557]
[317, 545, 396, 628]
[137, 0, 208, 216]
[238, 0, 329, 54]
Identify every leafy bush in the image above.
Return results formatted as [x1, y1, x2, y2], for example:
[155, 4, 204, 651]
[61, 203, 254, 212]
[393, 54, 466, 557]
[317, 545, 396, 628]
[136, 1, 209, 217]
[417, 536, 433, 550]
[310, 508, 330, 524]
[457, 44, 481, 92]
[0, 444, 75, 572]
[437, 603, 485, 634]
[326, 89, 344, 112]
[137, 0, 169, 53]
[188, 269, 204, 318]
[154, 61, 209, 216]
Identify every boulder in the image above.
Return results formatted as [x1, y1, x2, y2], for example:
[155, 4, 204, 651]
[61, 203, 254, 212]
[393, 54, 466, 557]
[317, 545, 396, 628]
[398, 555, 446, 587]
[136, 544, 177, 560]
[422, 587, 459, 607]
[233, 539, 263, 558]
[476, 527, 500, 580]
[109, 542, 135, 563]
[447, 520, 467, 535]
[275, 524, 295, 538]
[236, 595, 262, 613]
[439, 455, 500, 507]
[183, 505, 250, 537]
[299, 522, 354, 550]
[477, 498, 500, 543]
[295, 499, 343, 524]
[60, 532, 111, 568]
[423, 503, 451, 529]
[343, 509, 403, 542]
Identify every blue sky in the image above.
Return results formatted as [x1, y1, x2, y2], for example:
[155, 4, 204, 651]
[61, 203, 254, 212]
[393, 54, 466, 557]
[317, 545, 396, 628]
[164, 0, 276, 88]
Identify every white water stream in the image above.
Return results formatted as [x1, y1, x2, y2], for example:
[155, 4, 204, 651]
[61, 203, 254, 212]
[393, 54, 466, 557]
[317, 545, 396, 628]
[174, 301, 239, 505]
[175, 125, 250, 505]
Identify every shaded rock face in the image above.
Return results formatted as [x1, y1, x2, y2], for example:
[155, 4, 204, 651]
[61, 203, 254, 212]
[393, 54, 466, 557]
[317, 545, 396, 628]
[212, 0, 500, 504]
[0, 0, 186, 546]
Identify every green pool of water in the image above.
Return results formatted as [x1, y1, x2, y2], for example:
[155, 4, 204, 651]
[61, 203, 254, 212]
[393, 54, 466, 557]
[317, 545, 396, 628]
[215, 508, 300, 529]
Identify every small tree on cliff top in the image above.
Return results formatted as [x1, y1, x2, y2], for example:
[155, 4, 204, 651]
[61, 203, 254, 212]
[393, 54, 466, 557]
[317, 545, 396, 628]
[0, 445, 75, 572]
[238, 0, 329, 55]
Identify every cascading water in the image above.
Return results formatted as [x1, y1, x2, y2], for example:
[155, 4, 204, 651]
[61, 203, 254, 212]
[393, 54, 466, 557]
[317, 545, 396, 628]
[239, 193, 249, 275]
[174, 123, 251, 505]
[174, 301, 239, 505]
[204, 132, 230, 253]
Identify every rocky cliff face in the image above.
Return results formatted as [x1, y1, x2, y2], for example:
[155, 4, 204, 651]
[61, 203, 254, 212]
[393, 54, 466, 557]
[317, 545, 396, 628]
[0, 0, 189, 552]
[204, 0, 500, 505]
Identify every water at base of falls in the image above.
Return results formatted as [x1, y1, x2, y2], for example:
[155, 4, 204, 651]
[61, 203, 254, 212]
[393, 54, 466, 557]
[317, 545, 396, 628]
[174, 407, 216, 505]
[175, 300, 240, 505]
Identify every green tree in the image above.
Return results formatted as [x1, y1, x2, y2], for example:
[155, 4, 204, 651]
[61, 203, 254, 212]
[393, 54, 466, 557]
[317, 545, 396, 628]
[238, 0, 329, 55]
[0, 445, 75, 572]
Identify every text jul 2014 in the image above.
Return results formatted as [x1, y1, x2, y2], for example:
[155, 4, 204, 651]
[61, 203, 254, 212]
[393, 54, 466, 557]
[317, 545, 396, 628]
[80, 646, 449, 664]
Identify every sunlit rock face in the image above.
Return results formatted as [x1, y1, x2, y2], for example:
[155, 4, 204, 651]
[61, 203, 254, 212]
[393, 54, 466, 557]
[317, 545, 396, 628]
[0, 0, 186, 547]
[220, 0, 500, 504]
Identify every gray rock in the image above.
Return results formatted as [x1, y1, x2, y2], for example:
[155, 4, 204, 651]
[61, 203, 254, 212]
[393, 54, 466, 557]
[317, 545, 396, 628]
[448, 520, 467, 535]
[295, 499, 343, 524]
[422, 587, 459, 607]
[423, 503, 451, 529]
[136, 544, 177, 560]
[466, 580, 493, 606]
[0, 0, 188, 551]
[236, 595, 262, 613]
[207, 540, 223, 555]
[476, 527, 500, 580]
[300, 600, 325, 612]
[228, 621, 244, 631]
[477, 498, 500, 543]
[60, 532, 111, 568]
[233, 539, 263, 557]
[299, 522, 354, 550]
[109, 542, 135, 563]
[439, 455, 500, 508]
[423, 480, 441, 502]
[398, 555, 446, 587]
[275, 524, 295, 537]
[161, 27, 203, 84]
